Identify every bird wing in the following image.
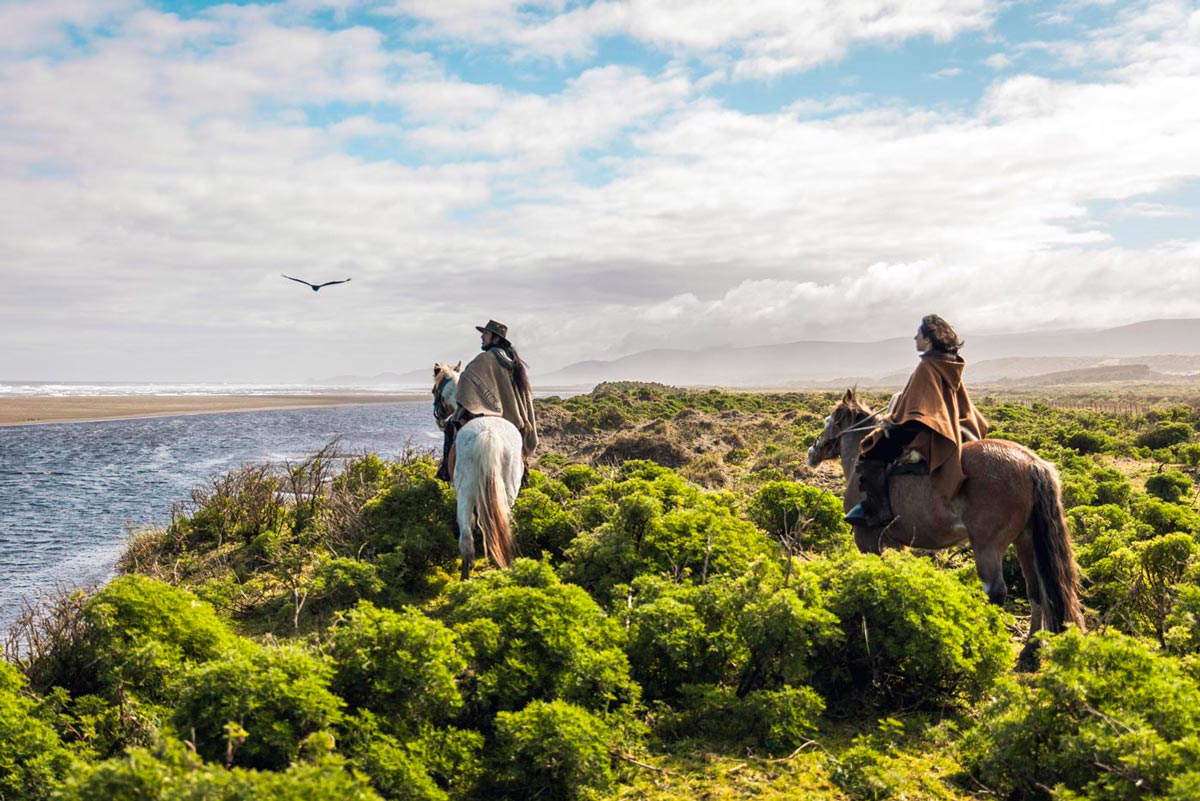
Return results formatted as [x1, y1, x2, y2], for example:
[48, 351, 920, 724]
[315, 278, 352, 288]
[282, 274, 316, 288]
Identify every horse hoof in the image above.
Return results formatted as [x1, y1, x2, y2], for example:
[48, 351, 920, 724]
[1016, 638, 1043, 673]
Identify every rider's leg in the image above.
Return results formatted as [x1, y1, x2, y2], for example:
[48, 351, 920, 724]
[845, 457, 893, 527]
[844, 425, 919, 526]
[437, 420, 459, 482]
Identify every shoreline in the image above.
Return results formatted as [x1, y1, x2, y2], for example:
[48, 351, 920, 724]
[0, 394, 426, 427]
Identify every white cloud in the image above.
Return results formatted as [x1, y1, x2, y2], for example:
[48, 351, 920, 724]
[380, 0, 999, 78]
[983, 52, 1012, 69]
[2, 0, 1200, 380]
[0, 0, 140, 52]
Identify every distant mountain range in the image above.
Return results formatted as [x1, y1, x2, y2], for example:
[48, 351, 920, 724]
[316, 368, 432, 387]
[319, 319, 1200, 390]
[536, 319, 1200, 388]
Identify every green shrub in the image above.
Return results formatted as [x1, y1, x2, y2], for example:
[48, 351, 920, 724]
[338, 712, 450, 801]
[0, 661, 73, 801]
[512, 487, 578, 558]
[1069, 504, 1151, 546]
[301, 557, 385, 619]
[961, 629, 1200, 801]
[1065, 429, 1115, 454]
[560, 464, 601, 494]
[446, 559, 638, 718]
[170, 465, 284, 550]
[670, 684, 824, 756]
[746, 481, 853, 555]
[1147, 470, 1194, 503]
[1082, 532, 1199, 644]
[1165, 578, 1200, 654]
[363, 460, 458, 591]
[489, 700, 613, 801]
[622, 582, 717, 700]
[1132, 495, 1200, 535]
[1179, 443, 1200, 467]
[328, 601, 465, 728]
[55, 737, 383, 801]
[827, 718, 910, 801]
[82, 576, 236, 703]
[1138, 423, 1193, 450]
[622, 567, 837, 707]
[173, 642, 343, 770]
[798, 552, 1010, 711]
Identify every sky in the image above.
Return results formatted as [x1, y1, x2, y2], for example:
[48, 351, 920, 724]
[1, 0, 1199, 382]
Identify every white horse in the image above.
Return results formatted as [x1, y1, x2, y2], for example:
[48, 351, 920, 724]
[433, 362, 523, 579]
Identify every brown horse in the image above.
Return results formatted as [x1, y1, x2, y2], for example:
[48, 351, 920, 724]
[807, 389, 1085, 636]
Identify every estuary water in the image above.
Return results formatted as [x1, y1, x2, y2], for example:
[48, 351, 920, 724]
[0, 402, 436, 629]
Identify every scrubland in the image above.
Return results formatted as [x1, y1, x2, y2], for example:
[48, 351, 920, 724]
[4, 382, 1200, 801]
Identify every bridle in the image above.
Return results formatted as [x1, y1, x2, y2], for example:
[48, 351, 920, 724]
[813, 405, 879, 457]
[432, 373, 454, 430]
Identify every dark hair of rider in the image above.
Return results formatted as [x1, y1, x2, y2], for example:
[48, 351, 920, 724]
[499, 339, 533, 397]
[920, 314, 964, 355]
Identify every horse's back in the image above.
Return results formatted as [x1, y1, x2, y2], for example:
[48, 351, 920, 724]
[456, 416, 523, 497]
[961, 437, 1039, 481]
[885, 438, 1038, 549]
[459, 414, 522, 449]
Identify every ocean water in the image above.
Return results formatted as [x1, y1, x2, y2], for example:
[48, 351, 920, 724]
[0, 402, 438, 629]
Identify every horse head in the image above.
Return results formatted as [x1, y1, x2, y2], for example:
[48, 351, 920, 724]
[432, 360, 462, 429]
[807, 388, 873, 467]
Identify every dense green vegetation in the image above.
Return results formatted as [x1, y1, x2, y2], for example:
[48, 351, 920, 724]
[5, 382, 1200, 799]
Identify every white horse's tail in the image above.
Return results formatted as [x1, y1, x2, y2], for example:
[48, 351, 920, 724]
[455, 417, 522, 574]
[477, 461, 515, 568]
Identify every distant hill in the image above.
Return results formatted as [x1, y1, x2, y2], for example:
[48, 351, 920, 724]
[538, 319, 1200, 388]
[1007, 363, 1156, 386]
[315, 368, 431, 387]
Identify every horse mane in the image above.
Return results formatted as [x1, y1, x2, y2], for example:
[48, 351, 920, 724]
[434, 361, 461, 381]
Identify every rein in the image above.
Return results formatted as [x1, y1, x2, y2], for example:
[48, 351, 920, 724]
[839, 409, 884, 436]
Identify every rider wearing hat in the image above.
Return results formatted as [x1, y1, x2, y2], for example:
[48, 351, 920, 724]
[436, 320, 539, 482]
[844, 314, 989, 528]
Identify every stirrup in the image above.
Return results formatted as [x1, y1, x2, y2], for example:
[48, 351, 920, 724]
[844, 503, 869, 526]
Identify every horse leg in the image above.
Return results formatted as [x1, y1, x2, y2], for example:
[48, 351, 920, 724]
[973, 543, 1008, 608]
[1014, 526, 1044, 636]
[457, 495, 475, 580]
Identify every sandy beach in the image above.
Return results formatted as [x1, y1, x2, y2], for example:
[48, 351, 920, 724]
[0, 394, 425, 427]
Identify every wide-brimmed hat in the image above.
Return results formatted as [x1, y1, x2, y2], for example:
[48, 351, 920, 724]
[475, 319, 509, 340]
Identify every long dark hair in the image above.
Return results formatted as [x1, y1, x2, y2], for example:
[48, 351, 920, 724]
[498, 339, 532, 397]
[920, 314, 964, 355]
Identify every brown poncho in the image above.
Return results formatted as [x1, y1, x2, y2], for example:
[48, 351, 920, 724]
[861, 351, 989, 500]
[456, 348, 539, 457]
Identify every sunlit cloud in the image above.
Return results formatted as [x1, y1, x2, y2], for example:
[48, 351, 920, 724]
[0, 0, 1198, 381]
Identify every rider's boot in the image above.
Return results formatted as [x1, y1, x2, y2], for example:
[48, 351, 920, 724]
[844, 458, 893, 527]
[436, 423, 456, 482]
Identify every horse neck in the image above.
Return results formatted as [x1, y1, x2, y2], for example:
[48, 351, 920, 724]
[443, 375, 458, 408]
[839, 432, 866, 478]
[838, 410, 872, 477]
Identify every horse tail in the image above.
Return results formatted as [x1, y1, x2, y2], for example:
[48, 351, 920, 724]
[474, 428, 516, 569]
[1029, 459, 1086, 633]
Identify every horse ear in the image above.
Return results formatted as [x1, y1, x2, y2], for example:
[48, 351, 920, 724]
[454, 361, 462, 371]
[842, 388, 854, 403]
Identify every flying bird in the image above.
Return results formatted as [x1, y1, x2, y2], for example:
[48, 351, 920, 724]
[282, 274, 352, 292]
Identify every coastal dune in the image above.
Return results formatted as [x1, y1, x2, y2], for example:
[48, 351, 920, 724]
[0, 394, 423, 427]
